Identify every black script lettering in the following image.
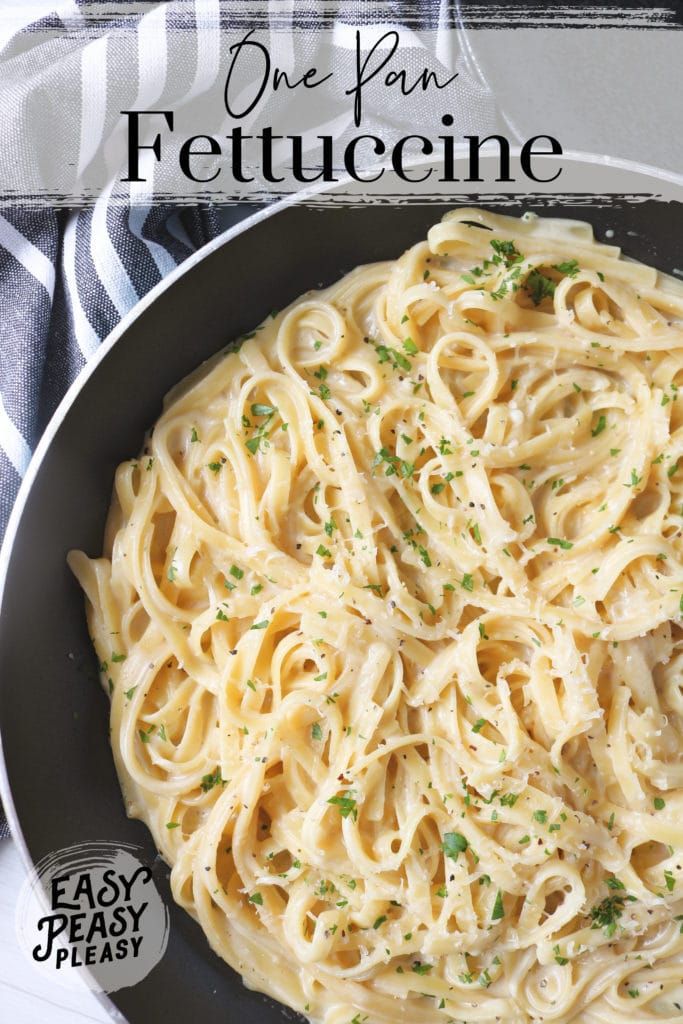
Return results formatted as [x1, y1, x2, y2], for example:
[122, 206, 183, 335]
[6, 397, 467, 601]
[127, 901, 148, 932]
[347, 30, 458, 127]
[33, 913, 68, 962]
[119, 865, 152, 903]
[51, 875, 79, 912]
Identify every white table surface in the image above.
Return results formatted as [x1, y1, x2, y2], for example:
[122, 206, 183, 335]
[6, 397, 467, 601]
[0, 838, 113, 1024]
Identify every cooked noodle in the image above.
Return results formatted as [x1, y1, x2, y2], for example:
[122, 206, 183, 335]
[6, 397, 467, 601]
[69, 208, 683, 1023]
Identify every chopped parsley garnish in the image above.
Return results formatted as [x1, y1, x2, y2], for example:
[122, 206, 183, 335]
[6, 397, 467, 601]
[553, 944, 568, 965]
[547, 537, 573, 550]
[250, 402, 276, 417]
[248, 891, 263, 905]
[200, 767, 225, 792]
[245, 403, 277, 453]
[491, 889, 505, 920]
[526, 269, 556, 305]
[327, 792, 358, 821]
[368, 337, 412, 373]
[441, 831, 468, 862]
[591, 414, 607, 437]
[490, 239, 523, 266]
[552, 259, 580, 277]
[373, 446, 400, 476]
[589, 884, 635, 937]
[417, 545, 431, 567]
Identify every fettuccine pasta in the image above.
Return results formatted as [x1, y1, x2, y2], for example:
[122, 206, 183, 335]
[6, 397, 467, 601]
[69, 208, 683, 1023]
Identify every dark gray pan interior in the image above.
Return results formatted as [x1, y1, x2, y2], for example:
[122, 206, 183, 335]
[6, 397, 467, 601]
[0, 197, 678, 1024]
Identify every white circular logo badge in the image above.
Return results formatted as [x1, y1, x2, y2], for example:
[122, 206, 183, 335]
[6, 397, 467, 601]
[15, 840, 169, 992]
